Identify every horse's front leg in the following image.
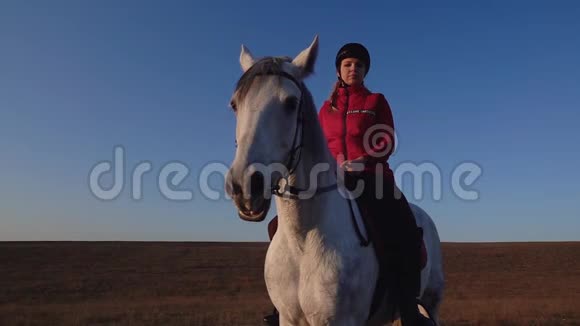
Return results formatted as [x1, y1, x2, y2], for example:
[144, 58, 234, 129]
[278, 315, 292, 326]
[279, 314, 309, 326]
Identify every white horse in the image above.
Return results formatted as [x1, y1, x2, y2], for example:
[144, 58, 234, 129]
[226, 36, 444, 326]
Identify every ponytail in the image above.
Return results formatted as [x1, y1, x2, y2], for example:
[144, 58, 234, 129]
[328, 80, 341, 112]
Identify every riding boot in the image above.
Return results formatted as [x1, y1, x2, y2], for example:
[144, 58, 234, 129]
[396, 271, 431, 326]
[398, 291, 435, 325]
[395, 231, 434, 326]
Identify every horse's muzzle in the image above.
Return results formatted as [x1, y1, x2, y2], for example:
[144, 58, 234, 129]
[226, 170, 272, 222]
[236, 196, 271, 222]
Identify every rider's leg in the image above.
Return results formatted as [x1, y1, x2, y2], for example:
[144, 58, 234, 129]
[352, 171, 431, 325]
[379, 176, 432, 325]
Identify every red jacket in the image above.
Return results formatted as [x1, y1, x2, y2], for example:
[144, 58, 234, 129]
[318, 84, 395, 175]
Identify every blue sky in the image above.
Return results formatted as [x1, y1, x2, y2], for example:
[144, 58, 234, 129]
[1, 1, 578, 242]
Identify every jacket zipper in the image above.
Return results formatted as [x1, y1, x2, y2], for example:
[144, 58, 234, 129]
[342, 87, 349, 161]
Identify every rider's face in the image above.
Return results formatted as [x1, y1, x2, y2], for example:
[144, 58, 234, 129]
[338, 58, 366, 86]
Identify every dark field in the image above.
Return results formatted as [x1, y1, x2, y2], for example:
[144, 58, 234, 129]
[1, 241, 579, 325]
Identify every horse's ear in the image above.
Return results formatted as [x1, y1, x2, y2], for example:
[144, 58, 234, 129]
[240, 45, 255, 72]
[292, 35, 319, 79]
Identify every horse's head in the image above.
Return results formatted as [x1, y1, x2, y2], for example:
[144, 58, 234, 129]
[226, 36, 319, 222]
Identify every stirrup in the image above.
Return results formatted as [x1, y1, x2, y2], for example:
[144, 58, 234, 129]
[417, 300, 436, 326]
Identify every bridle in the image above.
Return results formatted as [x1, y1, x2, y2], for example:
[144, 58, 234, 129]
[235, 68, 369, 246]
[247, 70, 338, 199]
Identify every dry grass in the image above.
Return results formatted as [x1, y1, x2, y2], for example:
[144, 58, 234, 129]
[0, 241, 579, 325]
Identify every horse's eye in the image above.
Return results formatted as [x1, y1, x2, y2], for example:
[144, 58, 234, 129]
[284, 96, 298, 110]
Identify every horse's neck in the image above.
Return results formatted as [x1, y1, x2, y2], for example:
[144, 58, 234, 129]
[274, 144, 355, 249]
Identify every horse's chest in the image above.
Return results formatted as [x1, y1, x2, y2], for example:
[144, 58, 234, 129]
[266, 240, 374, 321]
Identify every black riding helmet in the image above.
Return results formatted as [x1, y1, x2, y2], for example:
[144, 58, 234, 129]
[335, 43, 371, 76]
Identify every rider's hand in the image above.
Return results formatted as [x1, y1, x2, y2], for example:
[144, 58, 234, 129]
[340, 156, 367, 172]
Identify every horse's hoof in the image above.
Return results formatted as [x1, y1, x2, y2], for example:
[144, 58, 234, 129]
[262, 312, 279, 326]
